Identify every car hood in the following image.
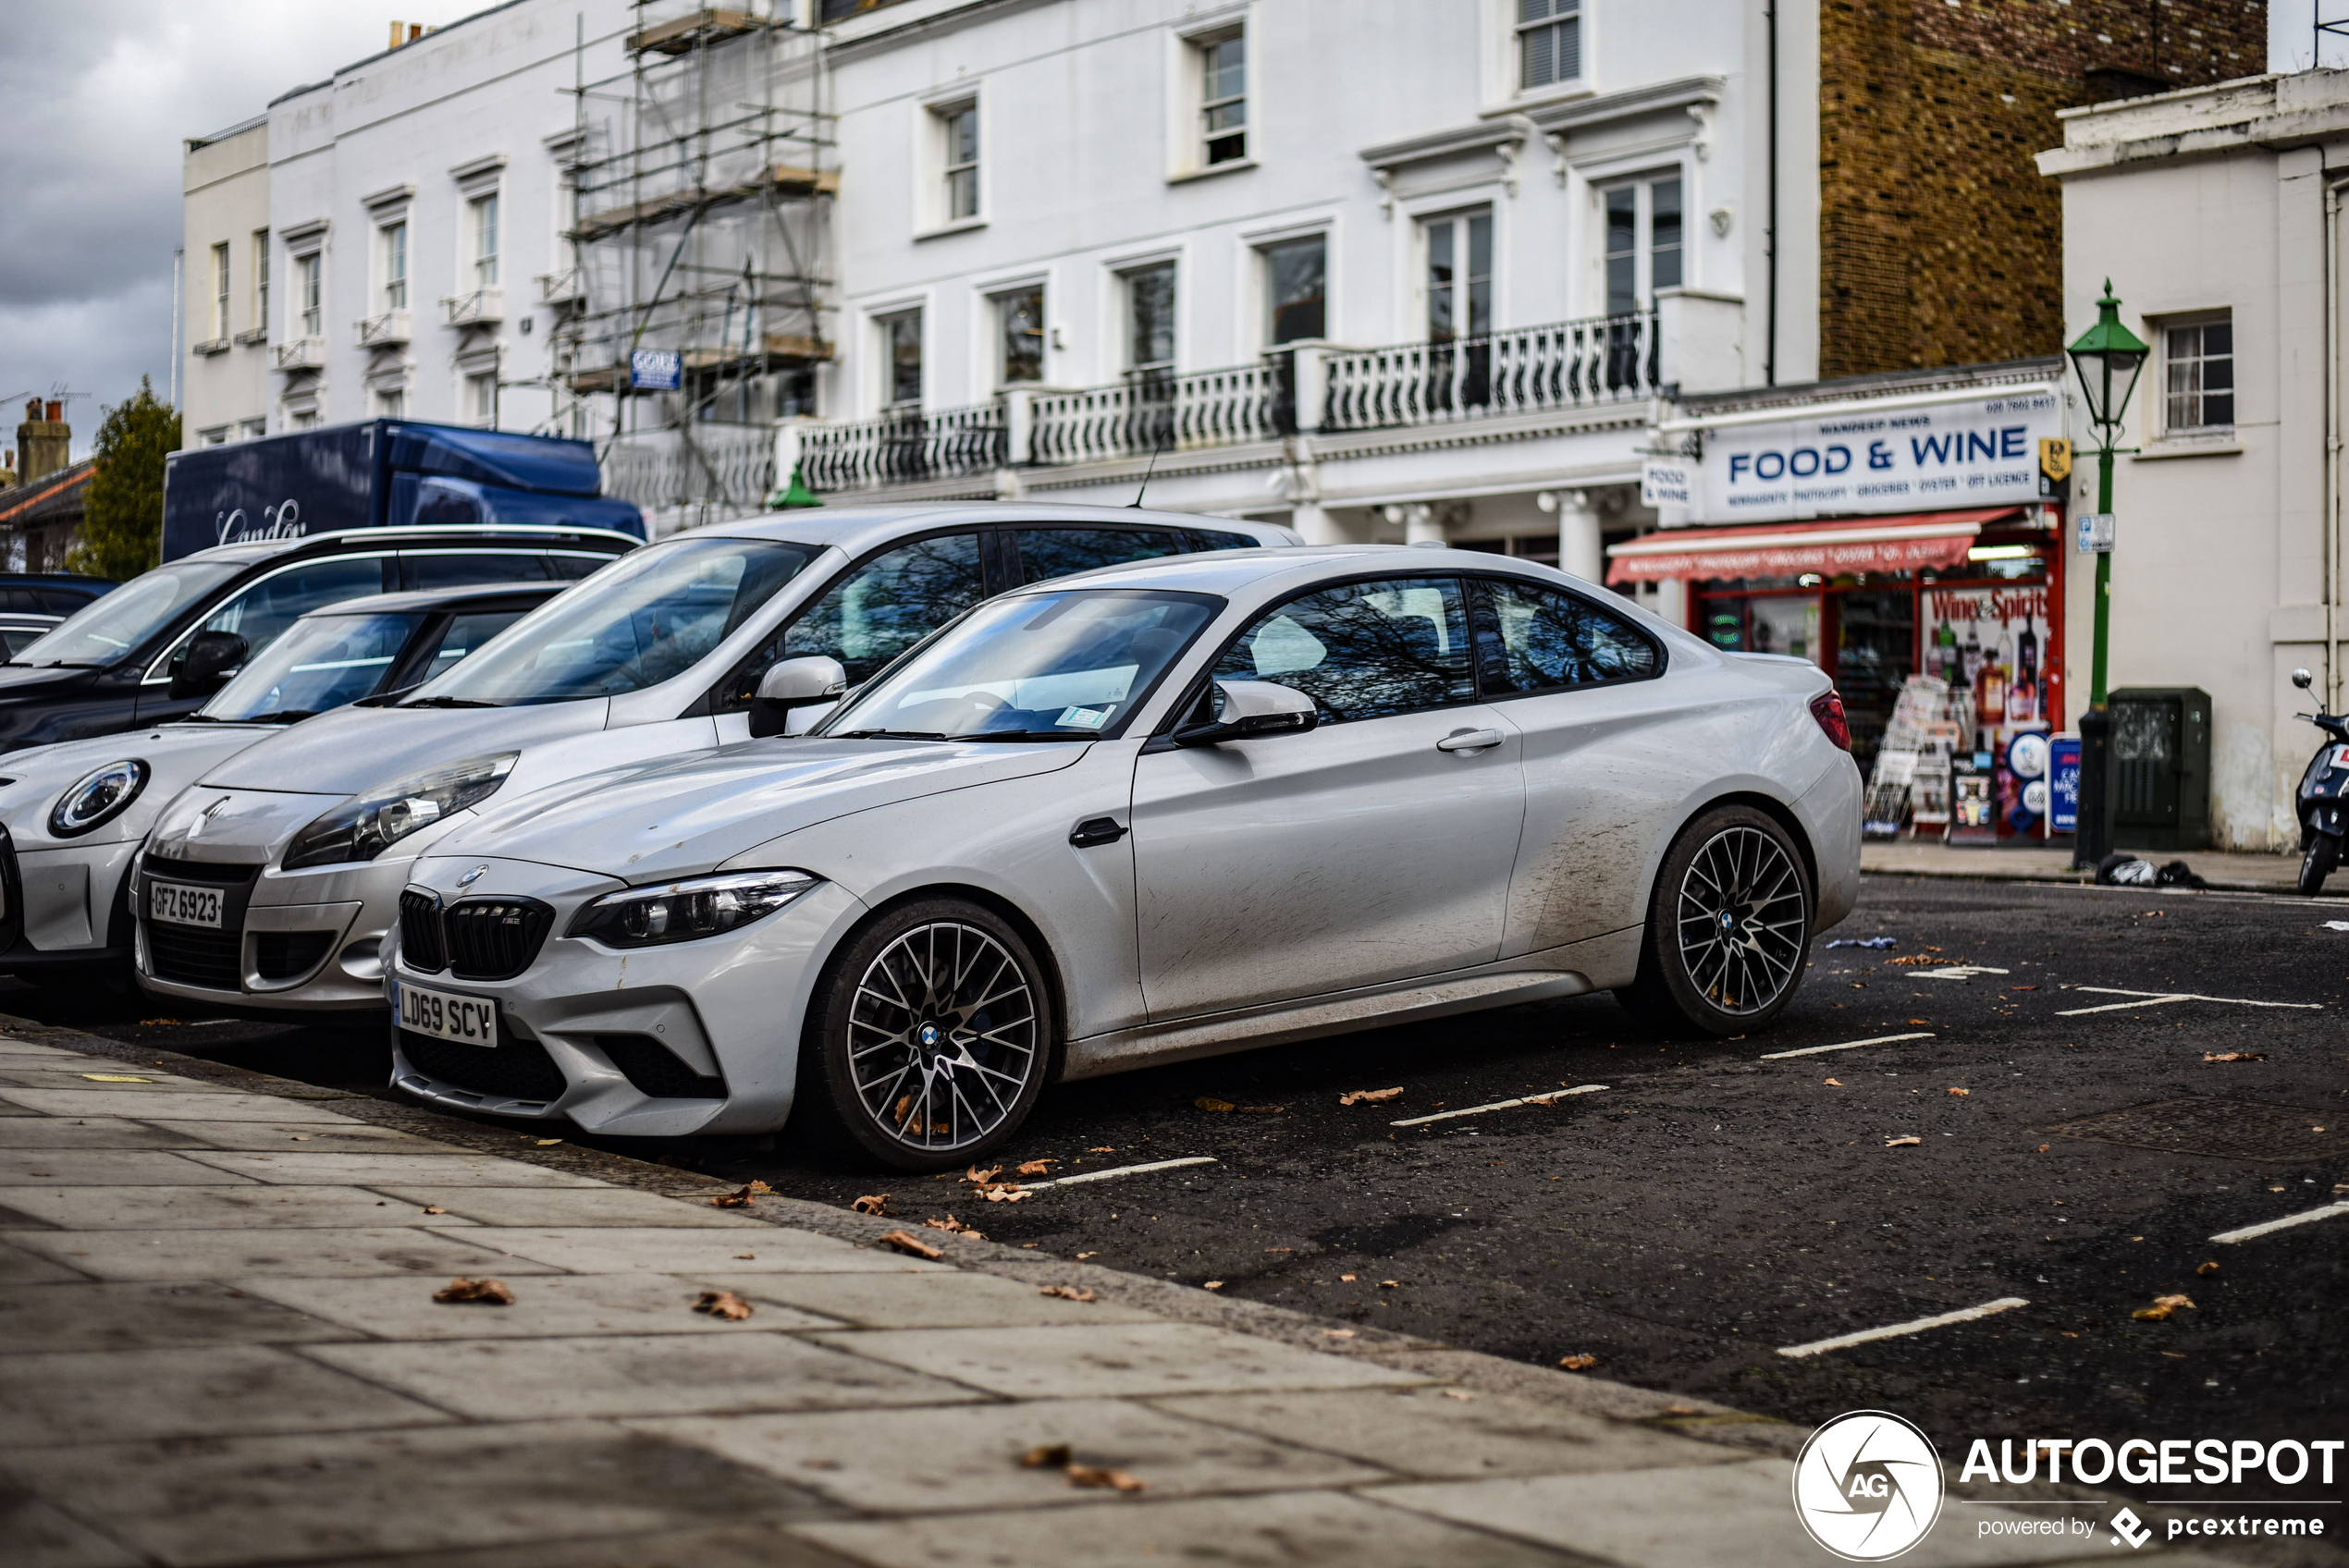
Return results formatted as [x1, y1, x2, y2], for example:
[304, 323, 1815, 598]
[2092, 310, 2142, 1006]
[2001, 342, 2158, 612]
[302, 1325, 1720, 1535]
[440, 737, 1090, 883]
[0, 723, 285, 851]
[198, 700, 609, 794]
[0, 663, 97, 700]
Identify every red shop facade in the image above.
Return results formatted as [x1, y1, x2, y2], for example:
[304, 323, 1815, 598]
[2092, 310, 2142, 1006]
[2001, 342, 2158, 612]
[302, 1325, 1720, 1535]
[1605, 506, 2067, 769]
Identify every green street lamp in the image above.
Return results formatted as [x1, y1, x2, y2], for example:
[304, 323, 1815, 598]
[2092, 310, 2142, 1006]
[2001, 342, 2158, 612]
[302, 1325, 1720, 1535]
[2063, 279, 2148, 869]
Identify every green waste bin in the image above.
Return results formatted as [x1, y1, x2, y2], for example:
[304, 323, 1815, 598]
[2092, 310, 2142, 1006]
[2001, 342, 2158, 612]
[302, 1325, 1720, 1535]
[2107, 686, 2211, 851]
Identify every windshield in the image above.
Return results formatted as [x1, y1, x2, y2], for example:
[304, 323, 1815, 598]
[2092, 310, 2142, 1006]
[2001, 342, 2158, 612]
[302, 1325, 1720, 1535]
[201, 610, 427, 723]
[817, 589, 1219, 741]
[10, 561, 241, 668]
[407, 536, 818, 706]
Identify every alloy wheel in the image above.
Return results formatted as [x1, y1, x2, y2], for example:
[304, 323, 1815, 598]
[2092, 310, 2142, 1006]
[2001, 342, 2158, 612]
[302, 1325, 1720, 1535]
[846, 920, 1039, 1154]
[1674, 825, 1807, 1017]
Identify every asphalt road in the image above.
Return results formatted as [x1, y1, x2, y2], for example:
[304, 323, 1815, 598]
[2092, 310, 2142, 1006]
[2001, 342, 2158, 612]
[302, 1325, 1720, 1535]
[15, 873, 2347, 1499]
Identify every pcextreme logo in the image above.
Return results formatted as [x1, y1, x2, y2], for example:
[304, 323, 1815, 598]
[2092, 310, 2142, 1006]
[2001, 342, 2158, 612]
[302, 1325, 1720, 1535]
[1793, 1411, 1946, 1561]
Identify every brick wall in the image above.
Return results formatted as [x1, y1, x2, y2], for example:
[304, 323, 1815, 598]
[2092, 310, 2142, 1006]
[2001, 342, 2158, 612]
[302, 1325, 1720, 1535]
[1818, 0, 2266, 379]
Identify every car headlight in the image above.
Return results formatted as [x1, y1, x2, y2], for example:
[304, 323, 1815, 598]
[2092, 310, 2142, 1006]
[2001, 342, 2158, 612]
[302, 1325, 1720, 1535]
[283, 753, 518, 870]
[566, 869, 819, 949]
[50, 760, 148, 838]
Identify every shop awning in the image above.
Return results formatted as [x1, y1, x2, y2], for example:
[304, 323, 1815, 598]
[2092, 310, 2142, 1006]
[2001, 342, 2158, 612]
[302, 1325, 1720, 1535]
[1604, 508, 2024, 585]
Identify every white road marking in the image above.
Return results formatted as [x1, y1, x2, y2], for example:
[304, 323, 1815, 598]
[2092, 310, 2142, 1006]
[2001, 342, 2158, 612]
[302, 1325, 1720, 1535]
[1019, 1157, 1218, 1191]
[2211, 1200, 2349, 1244]
[1390, 1084, 1609, 1127]
[1776, 1297, 2029, 1359]
[1915, 966, 2009, 981]
[2055, 986, 2323, 1017]
[1759, 1032, 1934, 1060]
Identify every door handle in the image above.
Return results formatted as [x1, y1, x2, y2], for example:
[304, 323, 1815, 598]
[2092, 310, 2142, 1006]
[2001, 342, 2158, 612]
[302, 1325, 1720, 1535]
[1069, 816, 1128, 847]
[1436, 728, 1504, 753]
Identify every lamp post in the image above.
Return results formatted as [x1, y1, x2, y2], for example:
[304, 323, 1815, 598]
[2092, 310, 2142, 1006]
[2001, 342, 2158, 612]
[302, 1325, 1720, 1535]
[2063, 279, 2148, 870]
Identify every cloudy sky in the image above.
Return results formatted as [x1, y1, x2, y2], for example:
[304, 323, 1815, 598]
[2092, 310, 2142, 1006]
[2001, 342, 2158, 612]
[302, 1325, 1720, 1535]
[2, 2, 424, 459]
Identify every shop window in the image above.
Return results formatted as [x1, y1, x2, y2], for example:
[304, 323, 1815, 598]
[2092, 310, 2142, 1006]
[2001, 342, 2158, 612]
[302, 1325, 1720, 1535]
[2162, 314, 2233, 434]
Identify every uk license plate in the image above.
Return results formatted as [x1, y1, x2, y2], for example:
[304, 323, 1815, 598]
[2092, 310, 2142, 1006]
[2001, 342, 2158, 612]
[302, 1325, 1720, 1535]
[148, 880, 222, 929]
[396, 980, 498, 1047]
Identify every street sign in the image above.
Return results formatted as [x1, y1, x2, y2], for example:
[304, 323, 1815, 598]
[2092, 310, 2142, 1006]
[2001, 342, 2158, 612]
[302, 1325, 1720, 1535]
[2076, 512, 2116, 553]
[2048, 735, 2081, 835]
[2038, 437, 2072, 482]
[629, 349, 683, 391]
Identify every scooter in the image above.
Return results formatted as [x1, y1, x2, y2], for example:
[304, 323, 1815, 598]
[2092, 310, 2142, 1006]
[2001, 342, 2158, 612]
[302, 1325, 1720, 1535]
[2291, 667, 2349, 895]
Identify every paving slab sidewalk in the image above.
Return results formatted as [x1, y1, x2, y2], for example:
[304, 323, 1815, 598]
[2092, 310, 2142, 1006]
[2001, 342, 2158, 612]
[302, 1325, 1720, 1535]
[1863, 840, 2338, 896]
[0, 1027, 2242, 1568]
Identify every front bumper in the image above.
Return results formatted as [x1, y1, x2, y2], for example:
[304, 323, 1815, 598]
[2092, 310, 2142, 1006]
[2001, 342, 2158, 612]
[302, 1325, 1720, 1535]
[386, 858, 867, 1138]
[0, 835, 140, 974]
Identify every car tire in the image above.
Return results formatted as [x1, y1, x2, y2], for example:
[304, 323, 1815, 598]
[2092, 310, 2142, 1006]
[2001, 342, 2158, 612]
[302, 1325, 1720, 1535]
[1617, 803, 1814, 1038]
[795, 898, 1055, 1172]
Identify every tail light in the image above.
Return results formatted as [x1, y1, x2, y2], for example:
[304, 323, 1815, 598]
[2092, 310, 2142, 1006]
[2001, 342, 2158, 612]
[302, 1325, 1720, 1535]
[1810, 691, 1851, 752]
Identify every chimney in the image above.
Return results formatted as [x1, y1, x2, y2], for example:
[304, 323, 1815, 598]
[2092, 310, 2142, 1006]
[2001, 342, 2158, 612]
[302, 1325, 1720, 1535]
[17, 399, 69, 484]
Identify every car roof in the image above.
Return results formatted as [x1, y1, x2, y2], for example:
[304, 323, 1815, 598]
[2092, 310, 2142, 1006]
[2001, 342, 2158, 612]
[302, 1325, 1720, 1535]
[179, 525, 642, 568]
[302, 581, 568, 619]
[654, 502, 1296, 562]
[985, 542, 1566, 597]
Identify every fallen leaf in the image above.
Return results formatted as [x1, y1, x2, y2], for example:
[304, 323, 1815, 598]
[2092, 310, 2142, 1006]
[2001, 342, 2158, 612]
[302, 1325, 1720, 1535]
[694, 1290, 753, 1321]
[1076, 1251, 1098, 1259]
[2196, 1261, 2220, 1277]
[878, 1229, 943, 1259]
[1340, 1273, 1358, 1282]
[1087, 1146, 1115, 1153]
[1947, 1087, 1970, 1096]
[1443, 1389, 1476, 1401]
[981, 1186, 1028, 1203]
[1194, 1096, 1236, 1113]
[1339, 1087, 1405, 1106]
[1237, 1105, 1286, 1115]
[1015, 1159, 1059, 1177]
[1039, 1285, 1097, 1303]
[78, 1073, 155, 1083]
[137, 1018, 181, 1026]
[2036, 1144, 2050, 1153]
[709, 1181, 773, 1208]
[433, 1277, 514, 1305]
[1906, 1019, 1929, 1026]
[1019, 1442, 1073, 1469]
[1885, 1136, 1922, 1147]
[964, 1165, 1002, 1186]
[2203, 1051, 2267, 1063]
[2009, 985, 2039, 991]
[1558, 1354, 1599, 1371]
[422, 1206, 447, 1215]
[852, 1194, 891, 1216]
[1264, 1247, 1293, 1254]
[1322, 1328, 1358, 1339]
[290, 1135, 310, 1142]
[2133, 1293, 2195, 1322]
[1203, 1280, 1224, 1290]
[1664, 1403, 1702, 1415]
[2161, 1351, 2188, 1359]
[535, 1138, 563, 1146]
[923, 1215, 985, 1240]
[1823, 1078, 1844, 1086]
[1065, 1464, 1148, 1492]
[1377, 1280, 1400, 1289]
[732, 1253, 756, 1260]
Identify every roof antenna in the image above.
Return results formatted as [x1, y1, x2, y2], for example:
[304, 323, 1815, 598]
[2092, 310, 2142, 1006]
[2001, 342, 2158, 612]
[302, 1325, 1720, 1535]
[1129, 425, 1169, 508]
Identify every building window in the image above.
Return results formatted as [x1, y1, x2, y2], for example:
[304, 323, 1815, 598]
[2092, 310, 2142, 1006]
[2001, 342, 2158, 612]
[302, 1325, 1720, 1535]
[1262, 236, 1326, 346]
[1517, 0, 1582, 92]
[996, 286, 1044, 386]
[375, 388, 407, 419]
[2163, 316, 2233, 433]
[466, 372, 498, 427]
[1602, 175, 1681, 315]
[211, 242, 231, 340]
[291, 408, 321, 431]
[199, 426, 230, 447]
[1424, 211, 1493, 343]
[297, 252, 323, 337]
[380, 221, 408, 312]
[939, 103, 979, 222]
[1125, 263, 1176, 373]
[879, 310, 923, 408]
[469, 192, 500, 288]
[1199, 30, 1247, 165]
[240, 418, 266, 442]
[252, 231, 270, 333]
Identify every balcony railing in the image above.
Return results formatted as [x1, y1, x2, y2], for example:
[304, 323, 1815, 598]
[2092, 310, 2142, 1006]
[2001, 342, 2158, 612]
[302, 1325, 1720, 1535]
[356, 310, 412, 348]
[442, 288, 505, 327]
[271, 337, 326, 372]
[602, 422, 778, 512]
[535, 268, 584, 306]
[801, 309, 1661, 495]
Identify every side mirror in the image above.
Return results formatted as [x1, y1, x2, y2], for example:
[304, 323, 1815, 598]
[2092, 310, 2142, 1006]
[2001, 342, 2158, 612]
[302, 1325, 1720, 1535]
[168, 631, 250, 701]
[2294, 668, 2314, 691]
[1175, 679, 1319, 746]
[749, 655, 846, 739]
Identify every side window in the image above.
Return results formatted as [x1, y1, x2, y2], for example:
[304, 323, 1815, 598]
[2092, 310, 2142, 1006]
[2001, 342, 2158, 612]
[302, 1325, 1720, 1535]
[402, 553, 550, 590]
[1471, 577, 1661, 694]
[191, 557, 388, 667]
[547, 553, 613, 581]
[1213, 576, 1472, 723]
[410, 608, 532, 689]
[1014, 528, 1184, 585]
[1, 589, 36, 612]
[712, 533, 983, 704]
[1188, 529, 1261, 552]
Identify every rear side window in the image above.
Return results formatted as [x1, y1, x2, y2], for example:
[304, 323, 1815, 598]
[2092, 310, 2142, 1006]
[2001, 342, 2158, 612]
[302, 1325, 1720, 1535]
[1189, 529, 1264, 552]
[401, 553, 551, 590]
[771, 533, 985, 687]
[1214, 576, 1473, 724]
[547, 553, 612, 581]
[1015, 528, 1185, 585]
[2, 589, 37, 613]
[1470, 576, 1661, 694]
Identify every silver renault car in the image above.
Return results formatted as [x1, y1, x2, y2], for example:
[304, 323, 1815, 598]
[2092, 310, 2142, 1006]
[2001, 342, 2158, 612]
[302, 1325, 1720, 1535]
[130, 506, 1296, 1015]
[390, 545, 1862, 1162]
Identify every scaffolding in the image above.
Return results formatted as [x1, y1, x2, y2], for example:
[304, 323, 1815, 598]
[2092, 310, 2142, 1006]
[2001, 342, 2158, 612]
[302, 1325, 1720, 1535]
[560, 3, 835, 531]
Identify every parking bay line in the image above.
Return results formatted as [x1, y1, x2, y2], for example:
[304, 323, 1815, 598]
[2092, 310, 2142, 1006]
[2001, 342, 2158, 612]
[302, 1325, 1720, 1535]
[1020, 1157, 1218, 1191]
[1759, 1032, 1934, 1060]
[2055, 986, 2323, 1017]
[2211, 1200, 2349, 1245]
[1776, 1297, 2029, 1359]
[1390, 1084, 1609, 1128]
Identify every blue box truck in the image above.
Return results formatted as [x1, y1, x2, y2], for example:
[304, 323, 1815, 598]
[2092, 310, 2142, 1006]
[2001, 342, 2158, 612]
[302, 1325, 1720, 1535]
[161, 420, 645, 561]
